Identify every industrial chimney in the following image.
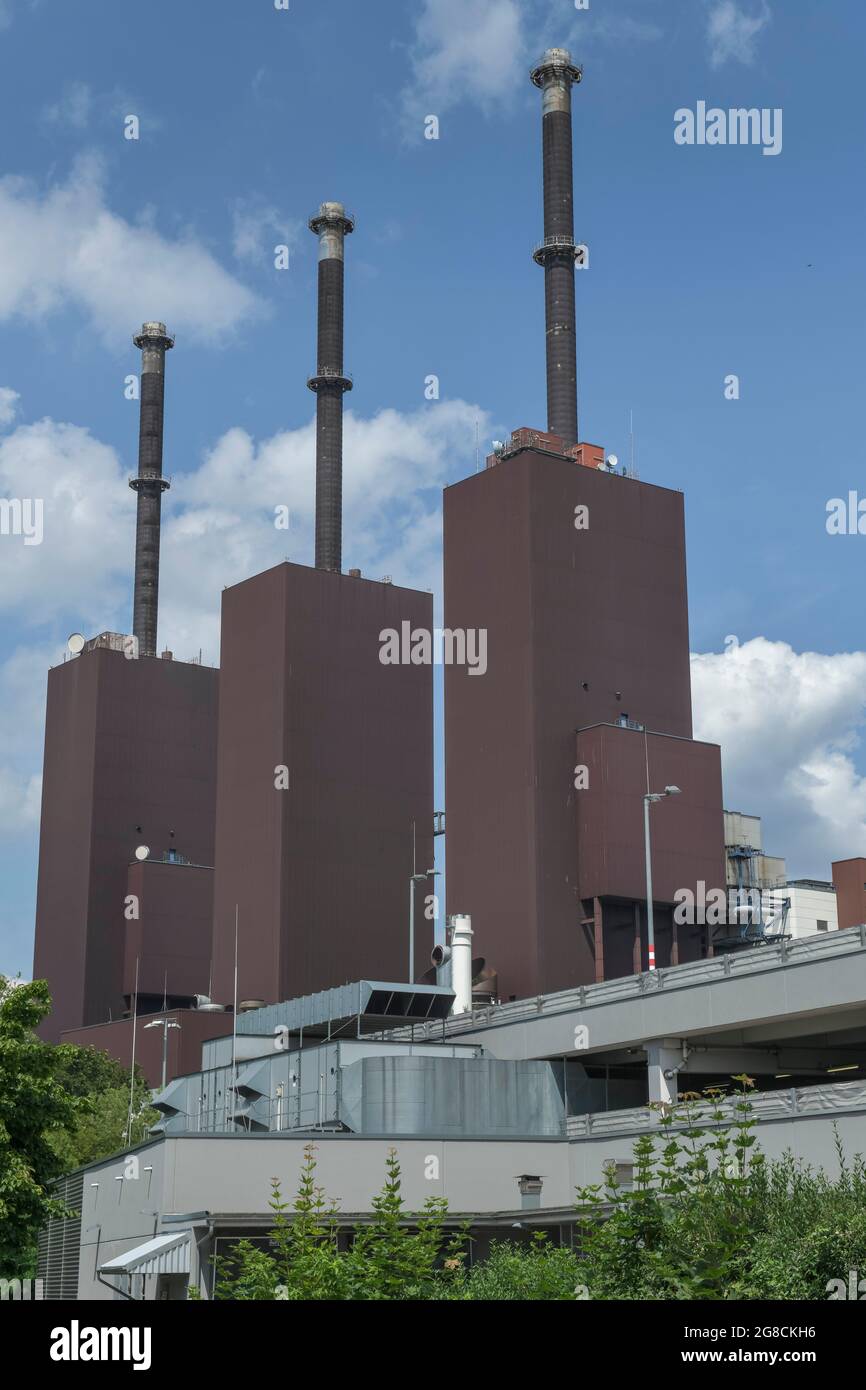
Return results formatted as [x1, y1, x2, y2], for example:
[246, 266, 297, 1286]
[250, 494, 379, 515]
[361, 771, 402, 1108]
[307, 202, 355, 573]
[130, 322, 174, 657]
[530, 48, 583, 448]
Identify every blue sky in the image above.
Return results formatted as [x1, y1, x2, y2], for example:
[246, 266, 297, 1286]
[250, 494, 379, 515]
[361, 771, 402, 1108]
[2, 0, 866, 979]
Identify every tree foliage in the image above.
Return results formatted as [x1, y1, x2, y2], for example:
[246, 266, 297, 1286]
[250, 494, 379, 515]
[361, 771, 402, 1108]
[0, 978, 83, 1275]
[0, 977, 157, 1275]
[575, 1080, 866, 1301]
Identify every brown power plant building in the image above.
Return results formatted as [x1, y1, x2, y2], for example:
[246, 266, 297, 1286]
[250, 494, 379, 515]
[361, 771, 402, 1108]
[444, 49, 725, 999]
[210, 560, 432, 1009]
[32, 45, 734, 1079]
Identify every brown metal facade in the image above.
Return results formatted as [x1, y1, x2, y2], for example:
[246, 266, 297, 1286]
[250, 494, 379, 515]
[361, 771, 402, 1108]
[831, 858, 866, 931]
[60, 1009, 232, 1090]
[123, 859, 214, 1004]
[32, 648, 219, 1040]
[444, 446, 724, 1000]
[210, 562, 434, 1008]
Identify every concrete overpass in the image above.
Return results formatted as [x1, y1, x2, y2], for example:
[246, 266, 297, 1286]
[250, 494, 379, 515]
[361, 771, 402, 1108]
[401, 927, 866, 1102]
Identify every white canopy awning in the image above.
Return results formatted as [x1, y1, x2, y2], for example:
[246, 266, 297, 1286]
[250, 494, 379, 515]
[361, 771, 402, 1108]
[99, 1233, 190, 1278]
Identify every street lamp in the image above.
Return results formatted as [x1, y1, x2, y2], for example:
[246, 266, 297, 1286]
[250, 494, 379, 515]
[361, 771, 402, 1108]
[643, 785, 681, 971]
[409, 868, 437, 984]
[143, 1017, 181, 1091]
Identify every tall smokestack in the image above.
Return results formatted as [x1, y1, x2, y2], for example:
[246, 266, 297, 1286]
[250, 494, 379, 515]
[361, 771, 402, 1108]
[130, 321, 174, 657]
[531, 48, 583, 448]
[307, 202, 355, 573]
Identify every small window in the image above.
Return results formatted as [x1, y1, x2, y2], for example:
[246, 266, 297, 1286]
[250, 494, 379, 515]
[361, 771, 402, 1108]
[604, 1161, 634, 1190]
[817, 920, 828, 932]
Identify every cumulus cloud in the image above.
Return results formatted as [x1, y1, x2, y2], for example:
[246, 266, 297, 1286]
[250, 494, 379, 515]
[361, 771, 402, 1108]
[397, 0, 664, 137]
[160, 399, 484, 655]
[0, 157, 264, 346]
[231, 199, 302, 267]
[706, 0, 771, 69]
[399, 0, 524, 135]
[0, 415, 131, 624]
[0, 396, 487, 821]
[0, 387, 19, 427]
[692, 638, 866, 876]
[0, 643, 53, 832]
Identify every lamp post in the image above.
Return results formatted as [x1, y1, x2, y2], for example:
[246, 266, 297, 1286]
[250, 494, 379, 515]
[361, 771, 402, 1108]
[409, 868, 437, 983]
[143, 1017, 181, 1091]
[643, 786, 681, 971]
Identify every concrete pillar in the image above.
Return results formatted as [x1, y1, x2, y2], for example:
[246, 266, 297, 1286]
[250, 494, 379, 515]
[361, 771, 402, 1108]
[646, 1039, 684, 1105]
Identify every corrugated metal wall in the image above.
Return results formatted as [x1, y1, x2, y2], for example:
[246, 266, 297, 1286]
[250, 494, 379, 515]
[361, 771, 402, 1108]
[37, 1170, 83, 1300]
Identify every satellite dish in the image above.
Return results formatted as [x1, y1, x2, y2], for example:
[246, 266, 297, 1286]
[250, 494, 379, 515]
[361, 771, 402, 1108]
[67, 633, 85, 655]
[134, 845, 150, 862]
[606, 454, 618, 471]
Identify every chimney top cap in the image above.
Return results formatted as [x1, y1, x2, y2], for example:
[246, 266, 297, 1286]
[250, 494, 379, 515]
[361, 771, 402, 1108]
[309, 202, 355, 236]
[530, 48, 582, 86]
[133, 321, 175, 349]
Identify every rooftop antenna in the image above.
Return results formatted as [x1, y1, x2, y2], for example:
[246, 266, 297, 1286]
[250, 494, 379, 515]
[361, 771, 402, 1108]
[629, 407, 635, 478]
[125, 955, 140, 1147]
[474, 417, 480, 473]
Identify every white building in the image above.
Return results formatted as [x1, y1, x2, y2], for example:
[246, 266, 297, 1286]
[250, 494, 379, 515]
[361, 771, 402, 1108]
[784, 880, 839, 939]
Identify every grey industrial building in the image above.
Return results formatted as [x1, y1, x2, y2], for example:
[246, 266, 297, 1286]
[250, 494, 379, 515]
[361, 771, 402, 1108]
[39, 927, 866, 1299]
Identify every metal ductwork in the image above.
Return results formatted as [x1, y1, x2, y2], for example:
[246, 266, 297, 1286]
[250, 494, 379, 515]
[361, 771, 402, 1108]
[449, 914, 474, 1015]
[307, 202, 354, 573]
[531, 48, 583, 448]
[130, 321, 174, 657]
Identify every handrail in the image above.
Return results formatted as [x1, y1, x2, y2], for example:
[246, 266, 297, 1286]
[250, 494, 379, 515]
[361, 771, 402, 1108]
[390, 927, 866, 1042]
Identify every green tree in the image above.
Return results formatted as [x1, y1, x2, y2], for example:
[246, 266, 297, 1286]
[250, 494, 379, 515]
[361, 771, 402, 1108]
[738, 1135, 866, 1299]
[345, 1148, 462, 1300]
[212, 1145, 464, 1301]
[0, 978, 83, 1276]
[451, 1233, 581, 1300]
[215, 1145, 348, 1300]
[575, 1078, 764, 1300]
[47, 1071, 157, 1171]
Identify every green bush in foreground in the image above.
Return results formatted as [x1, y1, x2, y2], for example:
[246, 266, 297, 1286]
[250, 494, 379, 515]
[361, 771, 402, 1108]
[210, 1084, 865, 1301]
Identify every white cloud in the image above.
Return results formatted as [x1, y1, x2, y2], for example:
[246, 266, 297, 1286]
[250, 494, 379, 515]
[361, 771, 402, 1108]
[161, 398, 485, 654]
[0, 643, 51, 832]
[42, 81, 92, 130]
[692, 638, 866, 876]
[0, 415, 131, 624]
[0, 397, 488, 821]
[231, 200, 301, 267]
[0, 387, 19, 427]
[398, 0, 664, 137]
[399, 0, 524, 135]
[0, 157, 264, 346]
[706, 0, 771, 69]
